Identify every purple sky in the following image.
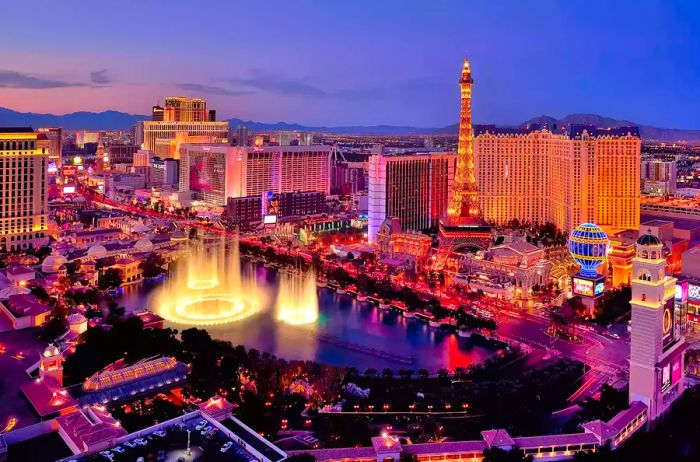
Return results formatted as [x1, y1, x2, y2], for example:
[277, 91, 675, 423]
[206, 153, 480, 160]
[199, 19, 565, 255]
[1, 0, 699, 128]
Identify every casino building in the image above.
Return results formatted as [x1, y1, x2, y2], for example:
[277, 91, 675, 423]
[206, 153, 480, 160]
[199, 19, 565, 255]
[0, 128, 50, 251]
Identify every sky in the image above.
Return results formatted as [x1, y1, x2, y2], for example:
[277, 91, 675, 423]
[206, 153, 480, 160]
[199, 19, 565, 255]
[0, 0, 699, 128]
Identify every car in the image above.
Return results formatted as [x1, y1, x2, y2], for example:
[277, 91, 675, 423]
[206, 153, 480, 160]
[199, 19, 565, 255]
[200, 425, 212, 435]
[195, 420, 208, 431]
[221, 442, 234, 452]
[154, 430, 167, 437]
[135, 438, 148, 446]
[610, 333, 621, 340]
[124, 441, 138, 448]
[112, 446, 125, 453]
[99, 451, 113, 460]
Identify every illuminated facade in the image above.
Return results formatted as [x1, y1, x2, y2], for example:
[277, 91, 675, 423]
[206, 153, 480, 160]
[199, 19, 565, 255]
[180, 144, 331, 206]
[0, 128, 50, 251]
[368, 151, 456, 242]
[440, 56, 491, 249]
[141, 121, 229, 152]
[641, 159, 676, 196]
[629, 232, 685, 421]
[155, 96, 214, 122]
[474, 125, 641, 234]
[37, 127, 62, 171]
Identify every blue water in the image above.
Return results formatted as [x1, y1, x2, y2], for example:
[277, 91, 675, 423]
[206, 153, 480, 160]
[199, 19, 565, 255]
[116, 265, 498, 371]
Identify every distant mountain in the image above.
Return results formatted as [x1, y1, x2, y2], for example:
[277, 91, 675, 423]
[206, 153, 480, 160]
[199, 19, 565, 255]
[1, 107, 698, 141]
[521, 114, 700, 142]
[226, 118, 437, 135]
[0, 107, 147, 131]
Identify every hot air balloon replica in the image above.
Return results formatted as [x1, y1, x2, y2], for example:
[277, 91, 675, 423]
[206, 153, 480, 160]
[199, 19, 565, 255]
[568, 223, 609, 310]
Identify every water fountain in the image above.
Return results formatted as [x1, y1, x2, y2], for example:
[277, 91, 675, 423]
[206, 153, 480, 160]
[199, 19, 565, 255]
[155, 235, 264, 326]
[276, 268, 319, 325]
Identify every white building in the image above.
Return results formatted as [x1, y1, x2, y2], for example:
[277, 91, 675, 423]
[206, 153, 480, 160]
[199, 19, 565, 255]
[641, 160, 677, 196]
[629, 232, 685, 421]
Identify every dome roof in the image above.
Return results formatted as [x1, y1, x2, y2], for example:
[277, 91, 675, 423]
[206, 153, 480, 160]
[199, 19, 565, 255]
[87, 244, 108, 258]
[41, 254, 67, 273]
[67, 313, 87, 325]
[42, 343, 60, 358]
[134, 238, 153, 252]
[131, 220, 150, 233]
[637, 231, 662, 246]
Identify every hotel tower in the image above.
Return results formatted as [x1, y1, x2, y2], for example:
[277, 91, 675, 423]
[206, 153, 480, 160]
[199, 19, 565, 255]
[0, 128, 50, 251]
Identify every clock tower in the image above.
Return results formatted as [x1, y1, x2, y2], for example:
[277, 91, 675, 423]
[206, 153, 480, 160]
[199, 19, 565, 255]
[629, 231, 685, 421]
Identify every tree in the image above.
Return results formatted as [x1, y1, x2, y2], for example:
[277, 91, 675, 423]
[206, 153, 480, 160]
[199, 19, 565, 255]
[417, 368, 430, 379]
[98, 268, 123, 291]
[381, 368, 394, 379]
[364, 368, 378, 378]
[346, 251, 355, 261]
[139, 252, 166, 278]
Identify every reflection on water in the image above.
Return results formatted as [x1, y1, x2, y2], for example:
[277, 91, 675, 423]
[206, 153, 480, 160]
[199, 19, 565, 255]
[117, 263, 498, 371]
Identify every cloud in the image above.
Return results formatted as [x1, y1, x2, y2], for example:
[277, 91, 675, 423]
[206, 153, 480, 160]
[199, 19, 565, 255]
[175, 83, 253, 96]
[228, 71, 385, 100]
[0, 70, 87, 89]
[90, 69, 111, 85]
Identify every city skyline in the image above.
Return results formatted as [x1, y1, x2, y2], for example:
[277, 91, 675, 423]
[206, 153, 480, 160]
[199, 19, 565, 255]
[1, 0, 699, 129]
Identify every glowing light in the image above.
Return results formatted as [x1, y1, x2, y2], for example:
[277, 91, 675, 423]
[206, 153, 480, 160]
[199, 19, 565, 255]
[155, 236, 264, 326]
[276, 269, 319, 325]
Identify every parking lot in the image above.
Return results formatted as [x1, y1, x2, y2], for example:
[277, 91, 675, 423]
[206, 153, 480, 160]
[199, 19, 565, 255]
[74, 416, 259, 462]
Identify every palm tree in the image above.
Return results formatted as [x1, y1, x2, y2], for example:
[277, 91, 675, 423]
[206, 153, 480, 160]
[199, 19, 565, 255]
[364, 368, 378, 378]
[381, 368, 394, 379]
[417, 368, 430, 379]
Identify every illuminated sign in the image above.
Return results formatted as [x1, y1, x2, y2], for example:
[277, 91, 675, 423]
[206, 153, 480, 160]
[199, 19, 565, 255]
[594, 282, 605, 296]
[661, 363, 671, 392]
[672, 356, 682, 384]
[689, 282, 700, 302]
[62, 166, 77, 176]
[63, 185, 76, 194]
[73, 156, 82, 165]
[263, 215, 277, 225]
[675, 282, 688, 302]
[47, 161, 58, 174]
[573, 277, 594, 297]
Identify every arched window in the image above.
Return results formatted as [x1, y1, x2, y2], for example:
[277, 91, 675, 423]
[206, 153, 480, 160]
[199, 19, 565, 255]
[641, 250, 648, 259]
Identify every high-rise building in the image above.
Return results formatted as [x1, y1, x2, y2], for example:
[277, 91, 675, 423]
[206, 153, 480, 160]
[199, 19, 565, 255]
[37, 127, 62, 171]
[76, 131, 99, 148]
[641, 159, 676, 196]
[235, 125, 250, 147]
[368, 151, 456, 242]
[439, 57, 491, 249]
[629, 232, 685, 421]
[474, 124, 641, 234]
[162, 97, 213, 122]
[0, 128, 50, 251]
[139, 97, 229, 151]
[106, 144, 139, 165]
[179, 144, 332, 206]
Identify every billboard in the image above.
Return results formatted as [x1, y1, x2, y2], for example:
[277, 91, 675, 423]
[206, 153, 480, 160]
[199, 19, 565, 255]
[689, 282, 700, 302]
[594, 282, 605, 296]
[62, 166, 77, 176]
[47, 161, 58, 174]
[263, 215, 277, 225]
[573, 277, 594, 297]
[676, 281, 688, 302]
[661, 363, 671, 392]
[672, 356, 683, 384]
[63, 185, 76, 194]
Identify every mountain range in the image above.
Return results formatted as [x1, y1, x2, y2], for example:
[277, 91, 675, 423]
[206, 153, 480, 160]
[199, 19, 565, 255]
[1, 106, 698, 141]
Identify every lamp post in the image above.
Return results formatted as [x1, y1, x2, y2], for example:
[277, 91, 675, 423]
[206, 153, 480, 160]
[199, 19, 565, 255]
[186, 429, 191, 456]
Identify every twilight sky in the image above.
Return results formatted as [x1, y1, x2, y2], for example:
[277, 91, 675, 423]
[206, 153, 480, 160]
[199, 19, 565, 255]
[1, 0, 699, 128]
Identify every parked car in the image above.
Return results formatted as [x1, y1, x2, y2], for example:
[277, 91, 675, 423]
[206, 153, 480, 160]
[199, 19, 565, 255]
[221, 442, 234, 452]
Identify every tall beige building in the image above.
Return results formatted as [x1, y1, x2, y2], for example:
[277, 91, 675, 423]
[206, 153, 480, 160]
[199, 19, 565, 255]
[140, 97, 229, 152]
[0, 128, 50, 251]
[474, 124, 641, 234]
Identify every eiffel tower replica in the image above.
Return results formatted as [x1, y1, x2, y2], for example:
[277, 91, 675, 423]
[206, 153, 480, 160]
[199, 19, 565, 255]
[436, 57, 492, 269]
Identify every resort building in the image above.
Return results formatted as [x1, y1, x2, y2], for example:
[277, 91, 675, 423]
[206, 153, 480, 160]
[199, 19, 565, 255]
[641, 159, 677, 196]
[0, 127, 50, 251]
[179, 144, 332, 206]
[474, 124, 641, 234]
[289, 402, 648, 462]
[368, 151, 456, 242]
